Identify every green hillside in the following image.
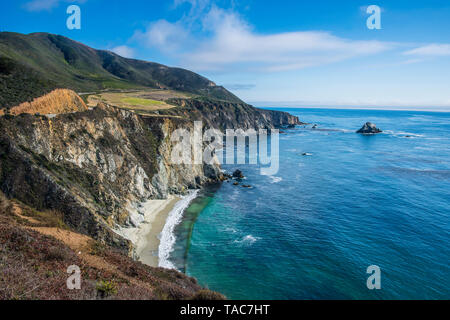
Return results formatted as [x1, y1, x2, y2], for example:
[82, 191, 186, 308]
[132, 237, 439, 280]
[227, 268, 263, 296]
[0, 32, 242, 109]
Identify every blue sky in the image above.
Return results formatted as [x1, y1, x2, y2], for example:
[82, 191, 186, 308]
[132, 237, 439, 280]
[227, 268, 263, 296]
[1, 0, 450, 110]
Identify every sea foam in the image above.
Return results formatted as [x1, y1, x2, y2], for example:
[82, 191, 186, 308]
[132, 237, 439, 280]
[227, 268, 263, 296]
[234, 235, 260, 246]
[159, 190, 199, 269]
[269, 176, 283, 183]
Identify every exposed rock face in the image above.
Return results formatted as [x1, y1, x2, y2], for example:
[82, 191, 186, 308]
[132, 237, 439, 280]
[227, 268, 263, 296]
[164, 98, 302, 130]
[356, 122, 382, 134]
[0, 90, 302, 256]
[0, 103, 221, 255]
[0, 89, 87, 116]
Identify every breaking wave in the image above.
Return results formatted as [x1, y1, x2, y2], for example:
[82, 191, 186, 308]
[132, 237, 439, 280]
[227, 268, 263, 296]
[158, 190, 199, 269]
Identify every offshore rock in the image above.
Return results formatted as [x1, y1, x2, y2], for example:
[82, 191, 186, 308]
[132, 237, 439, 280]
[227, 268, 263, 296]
[232, 170, 245, 179]
[357, 122, 382, 134]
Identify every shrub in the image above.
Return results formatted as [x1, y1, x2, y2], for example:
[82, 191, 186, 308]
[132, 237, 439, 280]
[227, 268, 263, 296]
[96, 280, 118, 299]
[190, 290, 226, 301]
[8, 229, 31, 249]
[89, 240, 107, 256]
[19, 204, 67, 229]
[44, 246, 69, 261]
[154, 281, 190, 300]
[37, 210, 67, 229]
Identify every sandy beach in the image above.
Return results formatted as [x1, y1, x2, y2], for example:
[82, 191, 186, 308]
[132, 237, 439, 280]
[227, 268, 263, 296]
[137, 197, 180, 267]
[114, 196, 180, 267]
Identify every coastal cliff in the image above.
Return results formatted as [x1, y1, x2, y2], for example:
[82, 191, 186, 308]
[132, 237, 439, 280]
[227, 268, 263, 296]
[0, 31, 303, 300]
[0, 101, 222, 256]
[165, 98, 302, 130]
[0, 82, 300, 257]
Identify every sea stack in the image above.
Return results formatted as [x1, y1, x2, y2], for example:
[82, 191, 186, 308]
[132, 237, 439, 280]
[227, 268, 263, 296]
[233, 169, 245, 179]
[356, 122, 382, 134]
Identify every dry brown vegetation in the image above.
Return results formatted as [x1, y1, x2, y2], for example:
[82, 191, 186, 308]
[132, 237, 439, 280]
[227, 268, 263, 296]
[0, 192, 225, 300]
[0, 89, 88, 116]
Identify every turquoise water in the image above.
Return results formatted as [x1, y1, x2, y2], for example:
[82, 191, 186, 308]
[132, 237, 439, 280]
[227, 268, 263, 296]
[172, 108, 450, 300]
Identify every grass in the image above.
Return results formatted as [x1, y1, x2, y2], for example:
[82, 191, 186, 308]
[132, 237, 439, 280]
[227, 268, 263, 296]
[24, 207, 68, 229]
[121, 97, 162, 106]
[101, 80, 143, 90]
[86, 91, 177, 112]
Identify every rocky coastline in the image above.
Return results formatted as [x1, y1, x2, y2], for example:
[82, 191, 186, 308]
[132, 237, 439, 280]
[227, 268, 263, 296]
[0, 91, 300, 258]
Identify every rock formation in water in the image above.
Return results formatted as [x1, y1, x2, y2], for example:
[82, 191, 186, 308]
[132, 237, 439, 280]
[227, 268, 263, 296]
[356, 122, 382, 134]
[232, 170, 245, 179]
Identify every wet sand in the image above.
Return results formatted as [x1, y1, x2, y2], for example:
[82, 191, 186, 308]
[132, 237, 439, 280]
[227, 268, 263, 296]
[137, 197, 180, 267]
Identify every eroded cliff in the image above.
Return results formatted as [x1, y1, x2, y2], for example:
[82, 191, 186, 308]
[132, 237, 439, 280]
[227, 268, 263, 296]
[165, 98, 302, 130]
[0, 102, 221, 255]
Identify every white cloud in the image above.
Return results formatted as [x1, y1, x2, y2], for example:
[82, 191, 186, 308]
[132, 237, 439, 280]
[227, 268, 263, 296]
[400, 58, 424, 65]
[404, 44, 450, 56]
[111, 46, 135, 59]
[133, 20, 189, 53]
[134, 6, 394, 72]
[23, 0, 86, 12]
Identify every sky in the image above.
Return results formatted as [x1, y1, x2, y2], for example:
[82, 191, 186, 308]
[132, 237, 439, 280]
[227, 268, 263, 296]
[1, 0, 450, 111]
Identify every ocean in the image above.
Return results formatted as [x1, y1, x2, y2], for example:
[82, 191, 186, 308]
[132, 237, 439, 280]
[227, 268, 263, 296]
[168, 108, 450, 299]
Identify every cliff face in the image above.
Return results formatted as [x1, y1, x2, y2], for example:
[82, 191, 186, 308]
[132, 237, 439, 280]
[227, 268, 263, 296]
[0, 103, 221, 254]
[0, 87, 300, 258]
[0, 32, 303, 299]
[165, 98, 302, 130]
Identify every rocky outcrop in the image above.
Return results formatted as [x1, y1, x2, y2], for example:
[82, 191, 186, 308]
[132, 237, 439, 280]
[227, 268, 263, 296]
[0, 103, 221, 255]
[164, 98, 302, 130]
[0, 88, 301, 257]
[232, 170, 245, 179]
[357, 122, 382, 134]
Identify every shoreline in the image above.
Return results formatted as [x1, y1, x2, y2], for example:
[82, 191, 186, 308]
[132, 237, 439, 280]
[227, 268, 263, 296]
[158, 190, 200, 269]
[114, 196, 180, 268]
[114, 190, 202, 268]
[138, 197, 181, 267]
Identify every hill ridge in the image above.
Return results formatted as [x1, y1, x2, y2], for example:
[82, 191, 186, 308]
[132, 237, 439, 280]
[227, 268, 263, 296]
[0, 32, 242, 109]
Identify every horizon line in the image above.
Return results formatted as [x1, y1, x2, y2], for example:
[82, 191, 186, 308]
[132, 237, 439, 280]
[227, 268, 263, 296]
[252, 104, 450, 113]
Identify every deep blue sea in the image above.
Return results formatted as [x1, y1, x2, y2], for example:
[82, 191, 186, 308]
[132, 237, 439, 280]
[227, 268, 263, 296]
[171, 108, 450, 300]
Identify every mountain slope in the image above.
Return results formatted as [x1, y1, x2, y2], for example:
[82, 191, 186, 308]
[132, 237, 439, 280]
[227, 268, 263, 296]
[0, 32, 242, 109]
